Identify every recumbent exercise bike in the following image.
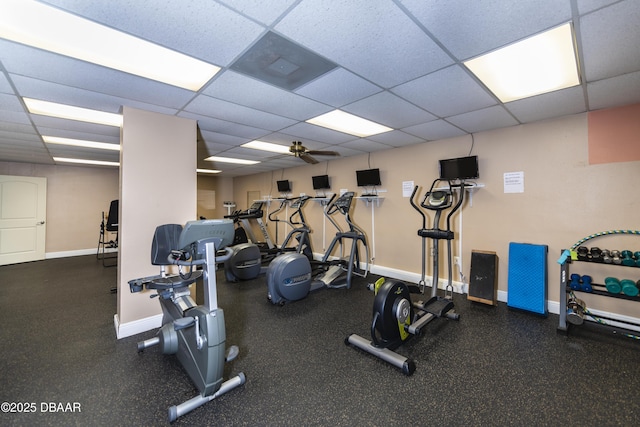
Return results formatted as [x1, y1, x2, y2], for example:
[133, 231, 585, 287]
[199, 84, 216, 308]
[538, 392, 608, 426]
[128, 219, 245, 422]
[346, 179, 464, 375]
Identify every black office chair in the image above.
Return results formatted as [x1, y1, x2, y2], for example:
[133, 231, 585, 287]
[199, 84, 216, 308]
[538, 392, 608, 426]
[97, 200, 118, 267]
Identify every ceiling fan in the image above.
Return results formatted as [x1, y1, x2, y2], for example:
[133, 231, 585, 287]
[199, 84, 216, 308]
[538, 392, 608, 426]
[289, 141, 340, 164]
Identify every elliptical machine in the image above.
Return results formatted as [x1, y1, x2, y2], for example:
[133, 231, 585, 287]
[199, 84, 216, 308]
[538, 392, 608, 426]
[346, 179, 464, 375]
[268, 195, 314, 260]
[224, 196, 314, 282]
[128, 219, 245, 422]
[267, 191, 369, 305]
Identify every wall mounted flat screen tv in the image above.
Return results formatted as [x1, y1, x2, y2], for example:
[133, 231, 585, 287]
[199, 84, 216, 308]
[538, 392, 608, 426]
[356, 168, 381, 187]
[312, 174, 330, 190]
[439, 156, 479, 180]
[277, 180, 291, 192]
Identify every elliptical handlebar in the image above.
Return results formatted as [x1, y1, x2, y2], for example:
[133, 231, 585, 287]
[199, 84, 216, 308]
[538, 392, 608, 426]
[268, 198, 290, 223]
[288, 195, 311, 227]
[409, 185, 427, 230]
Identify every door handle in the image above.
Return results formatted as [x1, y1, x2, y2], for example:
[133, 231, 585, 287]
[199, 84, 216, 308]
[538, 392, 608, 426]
[36, 221, 45, 225]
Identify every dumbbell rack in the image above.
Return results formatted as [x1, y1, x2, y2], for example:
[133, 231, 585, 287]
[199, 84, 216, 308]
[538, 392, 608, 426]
[558, 249, 640, 337]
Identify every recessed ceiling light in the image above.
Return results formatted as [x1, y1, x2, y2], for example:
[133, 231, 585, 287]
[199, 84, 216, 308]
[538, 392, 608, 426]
[204, 156, 260, 165]
[24, 98, 123, 127]
[306, 110, 393, 137]
[43, 136, 120, 151]
[53, 157, 119, 167]
[241, 141, 291, 154]
[197, 168, 221, 174]
[464, 22, 580, 103]
[0, 0, 220, 91]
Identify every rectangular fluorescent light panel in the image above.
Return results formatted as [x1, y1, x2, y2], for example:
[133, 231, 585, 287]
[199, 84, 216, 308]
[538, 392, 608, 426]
[24, 98, 123, 127]
[306, 110, 393, 137]
[0, 0, 219, 91]
[197, 169, 221, 174]
[43, 136, 120, 151]
[53, 157, 119, 167]
[241, 140, 291, 154]
[464, 22, 580, 103]
[204, 156, 260, 165]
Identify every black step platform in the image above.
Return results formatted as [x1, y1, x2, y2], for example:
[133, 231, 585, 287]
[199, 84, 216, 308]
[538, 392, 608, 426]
[423, 297, 454, 317]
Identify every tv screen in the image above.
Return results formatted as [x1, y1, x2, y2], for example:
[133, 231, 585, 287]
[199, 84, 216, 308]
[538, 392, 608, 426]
[439, 156, 479, 180]
[277, 180, 291, 192]
[356, 168, 381, 187]
[312, 174, 330, 190]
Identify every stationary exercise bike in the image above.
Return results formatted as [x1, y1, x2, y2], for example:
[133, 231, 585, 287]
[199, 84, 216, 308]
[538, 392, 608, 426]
[128, 219, 245, 422]
[346, 179, 464, 375]
[266, 191, 369, 305]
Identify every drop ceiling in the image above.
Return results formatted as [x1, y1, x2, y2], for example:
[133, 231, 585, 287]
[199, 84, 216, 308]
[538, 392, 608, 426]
[0, 0, 639, 177]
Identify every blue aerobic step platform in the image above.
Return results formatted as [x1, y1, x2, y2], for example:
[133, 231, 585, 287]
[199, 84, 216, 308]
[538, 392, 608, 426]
[507, 242, 548, 315]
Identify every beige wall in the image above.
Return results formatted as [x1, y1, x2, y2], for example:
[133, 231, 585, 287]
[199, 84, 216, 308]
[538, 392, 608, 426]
[116, 107, 197, 331]
[0, 161, 119, 254]
[233, 112, 640, 317]
[197, 174, 235, 219]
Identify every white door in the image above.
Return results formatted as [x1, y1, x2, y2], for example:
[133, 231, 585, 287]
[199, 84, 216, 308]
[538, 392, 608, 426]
[0, 175, 47, 266]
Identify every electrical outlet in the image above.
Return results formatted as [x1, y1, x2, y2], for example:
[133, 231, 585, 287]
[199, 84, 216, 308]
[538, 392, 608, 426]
[454, 256, 461, 266]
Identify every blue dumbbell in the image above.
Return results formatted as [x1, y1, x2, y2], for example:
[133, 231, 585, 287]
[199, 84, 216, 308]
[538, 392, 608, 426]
[570, 273, 582, 290]
[581, 275, 593, 292]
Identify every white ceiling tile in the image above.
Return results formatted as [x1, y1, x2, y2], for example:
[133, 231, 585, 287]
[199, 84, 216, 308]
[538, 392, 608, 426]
[0, 109, 32, 125]
[577, 0, 620, 14]
[10, 75, 179, 117]
[580, 1, 640, 81]
[184, 95, 297, 132]
[401, 0, 571, 59]
[343, 91, 436, 129]
[0, 120, 38, 134]
[392, 65, 497, 117]
[30, 116, 121, 138]
[0, 93, 23, 112]
[402, 120, 467, 141]
[35, 127, 121, 144]
[219, 0, 298, 25]
[0, 129, 40, 144]
[204, 71, 330, 120]
[366, 130, 424, 148]
[506, 86, 587, 123]
[447, 106, 519, 133]
[587, 71, 640, 110]
[0, 72, 13, 94]
[340, 138, 393, 153]
[295, 68, 382, 108]
[276, 0, 453, 88]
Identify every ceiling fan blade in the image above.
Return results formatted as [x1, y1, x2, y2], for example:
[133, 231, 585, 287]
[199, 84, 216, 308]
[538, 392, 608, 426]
[306, 150, 340, 157]
[300, 153, 319, 164]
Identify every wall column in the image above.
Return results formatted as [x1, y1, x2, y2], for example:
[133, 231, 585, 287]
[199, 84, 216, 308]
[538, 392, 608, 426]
[115, 107, 196, 338]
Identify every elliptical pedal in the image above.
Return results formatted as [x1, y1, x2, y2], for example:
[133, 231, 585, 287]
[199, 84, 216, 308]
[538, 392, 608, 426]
[423, 297, 454, 317]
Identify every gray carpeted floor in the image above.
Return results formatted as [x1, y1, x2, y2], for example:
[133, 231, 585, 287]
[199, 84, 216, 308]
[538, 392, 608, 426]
[1, 255, 639, 426]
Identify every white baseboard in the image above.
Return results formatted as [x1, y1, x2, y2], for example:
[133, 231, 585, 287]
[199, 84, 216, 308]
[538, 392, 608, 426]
[114, 313, 162, 339]
[46, 247, 116, 259]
